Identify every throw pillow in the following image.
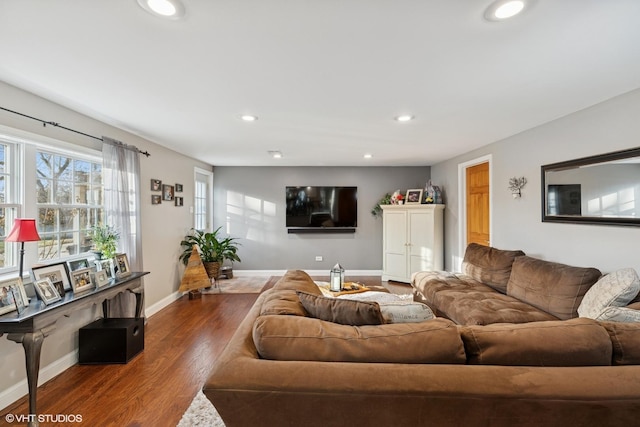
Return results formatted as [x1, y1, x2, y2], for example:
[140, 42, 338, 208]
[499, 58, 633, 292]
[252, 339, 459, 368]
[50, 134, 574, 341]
[337, 291, 434, 323]
[506, 256, 601, 320]
[595, 306, 640, 323]
[578, 268, 640, 319]
[297, 291, 385, 326]
[461, 243, 525, 293]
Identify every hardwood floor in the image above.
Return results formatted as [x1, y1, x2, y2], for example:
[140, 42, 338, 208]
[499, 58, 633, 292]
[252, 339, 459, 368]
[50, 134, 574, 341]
[1, 276, 410, 426]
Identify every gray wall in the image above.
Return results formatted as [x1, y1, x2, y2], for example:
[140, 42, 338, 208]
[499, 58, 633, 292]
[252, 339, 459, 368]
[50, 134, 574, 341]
[431, 88, 640, 274]
[212, 166, 430, 271]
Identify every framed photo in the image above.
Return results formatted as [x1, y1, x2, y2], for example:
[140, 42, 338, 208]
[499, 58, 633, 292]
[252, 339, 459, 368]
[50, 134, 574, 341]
[32, 262, 72, 293]
[162, 184, 174, 201]
[115, 253, 131, 278]
[70, 268, 94, 294]
[151, 195, 162, 205]
[405, 189, 423, 204]
[97, 259, 115, 279]
[175, 196, 183, 207]
[150, 179, 162, 191]
[0, 278, 28, 315]
[175, 183, 183, 192]
[68, 258, 90, 272]
[34, 278, 62, 306]
[93, 270, 111, 288]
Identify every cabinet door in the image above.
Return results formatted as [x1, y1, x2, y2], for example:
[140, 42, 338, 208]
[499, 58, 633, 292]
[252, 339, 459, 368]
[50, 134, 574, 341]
[408, 210, 435, 274]
[383, 210, 408, 278]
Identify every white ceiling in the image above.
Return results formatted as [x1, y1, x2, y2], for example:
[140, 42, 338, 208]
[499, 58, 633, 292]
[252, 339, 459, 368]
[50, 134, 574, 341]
[1, 1, 640, 166]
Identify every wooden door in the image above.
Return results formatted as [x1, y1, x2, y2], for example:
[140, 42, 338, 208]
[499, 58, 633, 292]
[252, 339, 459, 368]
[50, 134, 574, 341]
[466, 162, 490, 246]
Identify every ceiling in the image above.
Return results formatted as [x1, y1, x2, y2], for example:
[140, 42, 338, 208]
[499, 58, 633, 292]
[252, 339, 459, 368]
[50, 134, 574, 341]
[1, 1, 640, 167]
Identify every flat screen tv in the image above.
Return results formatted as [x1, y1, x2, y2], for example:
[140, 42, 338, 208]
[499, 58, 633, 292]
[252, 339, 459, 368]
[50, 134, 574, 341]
[286, 186, 357, 229]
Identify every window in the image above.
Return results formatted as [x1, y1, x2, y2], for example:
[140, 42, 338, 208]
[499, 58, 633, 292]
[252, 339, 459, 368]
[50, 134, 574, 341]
[0, 141, 21, 271]
[194, 168, 212, 231]
[36, 150, 103, 260]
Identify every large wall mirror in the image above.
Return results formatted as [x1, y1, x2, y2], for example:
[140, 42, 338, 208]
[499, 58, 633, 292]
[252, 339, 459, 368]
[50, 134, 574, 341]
[541, 147, 640, 227]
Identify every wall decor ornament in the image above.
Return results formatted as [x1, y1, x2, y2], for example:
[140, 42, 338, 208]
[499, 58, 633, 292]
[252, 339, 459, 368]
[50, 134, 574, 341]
[508, 177, 527, 198]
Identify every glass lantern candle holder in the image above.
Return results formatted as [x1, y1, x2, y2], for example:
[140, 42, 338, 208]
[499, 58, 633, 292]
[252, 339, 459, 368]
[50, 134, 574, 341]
[330, 263, 344, 292]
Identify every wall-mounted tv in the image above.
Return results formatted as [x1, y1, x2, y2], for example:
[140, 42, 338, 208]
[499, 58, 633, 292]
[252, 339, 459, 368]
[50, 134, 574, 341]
[286, 186, 357, 232]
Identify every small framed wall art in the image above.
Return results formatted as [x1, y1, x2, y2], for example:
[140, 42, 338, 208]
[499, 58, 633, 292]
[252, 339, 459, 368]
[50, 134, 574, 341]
[175, 183, 183, 192]
[151, 195, 162, 205]
[163, 184, 174, 201]
[175, 196, 183, 207]
[150, 179, 162, 191]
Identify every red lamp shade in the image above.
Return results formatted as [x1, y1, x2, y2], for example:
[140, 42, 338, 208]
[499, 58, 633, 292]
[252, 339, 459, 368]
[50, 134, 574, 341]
[5, 219, 41, 242]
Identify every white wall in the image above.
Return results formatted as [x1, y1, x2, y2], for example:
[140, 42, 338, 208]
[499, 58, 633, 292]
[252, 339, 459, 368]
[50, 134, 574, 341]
[431, 88, 640, 274]
[0, 81, 211, 409]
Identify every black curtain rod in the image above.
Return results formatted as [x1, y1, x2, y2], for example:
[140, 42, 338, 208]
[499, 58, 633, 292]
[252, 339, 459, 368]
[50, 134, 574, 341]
[0, 106, 151, 157]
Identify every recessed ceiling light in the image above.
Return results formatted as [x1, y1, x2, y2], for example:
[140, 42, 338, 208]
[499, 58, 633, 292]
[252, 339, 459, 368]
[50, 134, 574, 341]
[137, 0, 185, 19]
[395, 115, 414, 122]
[268, 151, 282, 159]
[241, 115, 258, 122]
[364, 154, 373, 159]
[484, 0, 526, 21]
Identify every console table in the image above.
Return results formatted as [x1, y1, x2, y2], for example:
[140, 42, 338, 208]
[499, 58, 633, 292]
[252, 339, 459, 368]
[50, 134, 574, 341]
[0, 271, 149, 427]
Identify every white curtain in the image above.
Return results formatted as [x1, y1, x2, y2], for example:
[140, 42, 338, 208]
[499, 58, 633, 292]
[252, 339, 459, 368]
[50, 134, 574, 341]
[102, 136, 143, 317]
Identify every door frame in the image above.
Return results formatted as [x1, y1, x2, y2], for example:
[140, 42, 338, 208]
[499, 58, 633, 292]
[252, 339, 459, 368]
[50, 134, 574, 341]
[457, 154, 493, 270]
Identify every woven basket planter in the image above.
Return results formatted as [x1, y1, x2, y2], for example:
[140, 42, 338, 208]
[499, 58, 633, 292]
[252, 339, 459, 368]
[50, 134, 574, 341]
[203, 261, 220, 279]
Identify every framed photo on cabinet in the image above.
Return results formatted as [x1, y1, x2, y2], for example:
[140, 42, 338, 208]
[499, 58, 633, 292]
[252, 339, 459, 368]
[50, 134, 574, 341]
[405, 189, 423, 204]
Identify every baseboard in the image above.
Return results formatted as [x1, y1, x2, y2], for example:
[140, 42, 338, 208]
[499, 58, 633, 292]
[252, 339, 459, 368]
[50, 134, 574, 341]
[144, 291, 182, 318]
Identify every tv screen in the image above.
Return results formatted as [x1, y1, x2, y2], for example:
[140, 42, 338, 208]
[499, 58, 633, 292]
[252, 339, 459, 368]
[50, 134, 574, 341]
[286, 186, 357, 228]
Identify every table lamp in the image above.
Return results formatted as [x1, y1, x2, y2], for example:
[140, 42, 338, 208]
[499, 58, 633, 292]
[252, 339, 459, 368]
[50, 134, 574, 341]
[5, 218, 41, 280]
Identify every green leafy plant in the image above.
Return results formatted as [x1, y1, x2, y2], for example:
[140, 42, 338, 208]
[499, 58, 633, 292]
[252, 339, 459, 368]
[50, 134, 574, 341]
[179, 227, 241, 266]
[89, 224, 119, 259]
[371, 193, 392, 218]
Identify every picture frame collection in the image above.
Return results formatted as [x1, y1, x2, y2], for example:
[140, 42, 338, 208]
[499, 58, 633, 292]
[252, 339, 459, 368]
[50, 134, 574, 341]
[150, 179, 183, 206]
[0, 253, 134, 318]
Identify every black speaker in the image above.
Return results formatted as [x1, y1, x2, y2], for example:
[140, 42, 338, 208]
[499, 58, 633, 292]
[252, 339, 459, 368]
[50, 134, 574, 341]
[79, 318, 144, 364]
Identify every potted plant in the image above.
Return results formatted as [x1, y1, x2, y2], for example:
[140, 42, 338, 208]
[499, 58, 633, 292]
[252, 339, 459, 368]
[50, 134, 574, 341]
[89, 224, 119, 259]
[371, 193, 392, 218]
[179, 227, 241, 279]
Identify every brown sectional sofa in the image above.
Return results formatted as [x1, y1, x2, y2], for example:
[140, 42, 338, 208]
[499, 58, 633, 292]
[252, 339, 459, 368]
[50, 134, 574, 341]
[203, 269, 640, 427]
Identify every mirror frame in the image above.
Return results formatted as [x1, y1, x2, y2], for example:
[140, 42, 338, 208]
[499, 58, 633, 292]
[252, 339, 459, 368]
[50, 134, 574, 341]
[541, 146, 640, 227]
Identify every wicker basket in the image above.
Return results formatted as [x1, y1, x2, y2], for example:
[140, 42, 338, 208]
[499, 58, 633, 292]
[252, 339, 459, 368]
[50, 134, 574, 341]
[203, 262, 220, 279]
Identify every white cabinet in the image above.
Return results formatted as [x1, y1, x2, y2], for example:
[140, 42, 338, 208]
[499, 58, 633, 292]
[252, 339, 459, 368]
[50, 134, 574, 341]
[381, 204, 444, 283]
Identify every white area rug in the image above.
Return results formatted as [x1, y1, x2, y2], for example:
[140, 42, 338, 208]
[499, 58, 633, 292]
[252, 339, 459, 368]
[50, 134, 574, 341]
[177, 390, 225, 427]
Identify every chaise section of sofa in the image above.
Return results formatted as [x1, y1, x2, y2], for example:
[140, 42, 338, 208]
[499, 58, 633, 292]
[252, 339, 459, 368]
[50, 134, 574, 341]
[203, 269, 640, 427]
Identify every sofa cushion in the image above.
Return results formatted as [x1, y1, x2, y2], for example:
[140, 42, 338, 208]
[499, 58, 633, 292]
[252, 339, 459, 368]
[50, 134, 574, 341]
[461, 243, 525, 293]
[297, 291, 385, 326]
[253, 315, 466, 364]
[460, 318, 612, 366]
[595, 306, 640, 323]
[578, 268, 640, 319]
[506, 256, 601, 320]
[599, 322, 640, 365]
[272, 270, 322, 295]
[412, 271, 557, 325]
[260, 289, 307, 317]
